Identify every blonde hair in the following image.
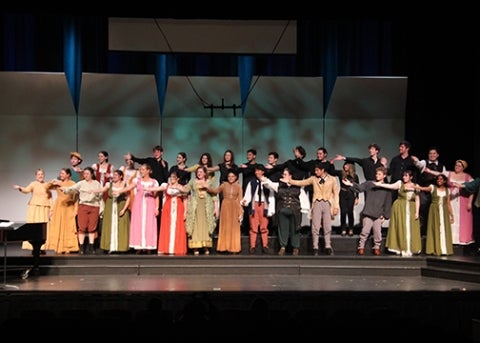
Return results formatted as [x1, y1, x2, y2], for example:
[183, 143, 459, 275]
[342, 163, 357, 179]
[456, 160, 468, 169]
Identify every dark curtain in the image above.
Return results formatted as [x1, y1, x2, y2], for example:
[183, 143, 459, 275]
[0, 14, 478, 175]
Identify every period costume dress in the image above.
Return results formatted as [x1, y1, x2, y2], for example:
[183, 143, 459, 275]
[18, 180, 53, 250]
[385, 184, 422, 256]
[45, 180, 79, 254]
[184, 178, 217, 252]
[425, 186, 453, 256]
[158, 184, 187, 255]
[215, 181, 243, 254]
[100, 182, 130, 253]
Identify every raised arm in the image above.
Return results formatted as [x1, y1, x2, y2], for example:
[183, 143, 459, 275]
[207, 165, 220, 173]
[147, 183, 169, 193]
[205, 183, 221, 195]
[414, 184, 433, 193]
[261, 176, 279, 193]
[185, 164, 200, 173]
[423, 167, 443, 177]
[373, 180, 401, 190]
[114, 179, 137, 195]
[91, 182, 110, 194]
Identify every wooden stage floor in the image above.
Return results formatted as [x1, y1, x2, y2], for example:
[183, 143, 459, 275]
[2, 243, 480, 341]
[2, 242, 480, 293]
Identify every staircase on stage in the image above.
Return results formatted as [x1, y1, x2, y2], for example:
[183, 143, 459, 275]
[2, 234, 480, 284]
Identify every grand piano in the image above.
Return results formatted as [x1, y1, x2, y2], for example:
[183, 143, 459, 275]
[0, 221, 47, 279]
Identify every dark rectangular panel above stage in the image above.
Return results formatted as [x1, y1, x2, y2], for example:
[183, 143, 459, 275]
[0, 72, 76, 116]
[163, 76, 241, 118]
[78, 73, 160, 117]
[325, 76, 408, 118]
[108, 18, 297, 54]
[243, 76, 323, 118]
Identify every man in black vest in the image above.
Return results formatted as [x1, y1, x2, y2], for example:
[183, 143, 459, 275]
[413, 147, 446, 236]
[241, 164, 273, 254]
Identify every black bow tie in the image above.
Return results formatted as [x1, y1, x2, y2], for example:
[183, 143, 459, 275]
[319, 178, 325, 184]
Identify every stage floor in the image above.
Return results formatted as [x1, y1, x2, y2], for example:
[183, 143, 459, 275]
[2, 241, 480, 293]
[3, 273, 480, 293]
[2, 243, 480, 342]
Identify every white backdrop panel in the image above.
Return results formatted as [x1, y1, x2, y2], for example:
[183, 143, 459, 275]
[0, 72, 76, 116]
[161, 117, 243, 175]
[163, 76, 241, 118]
[78, 73, 160, 117]
[244, 76, 323, 118]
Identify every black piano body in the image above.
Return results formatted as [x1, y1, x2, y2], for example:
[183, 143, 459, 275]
[0, 222, 47, 278]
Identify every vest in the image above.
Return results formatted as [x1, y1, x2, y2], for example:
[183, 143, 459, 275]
[420, 161, 445, 186]
[249, 178, 270, 216]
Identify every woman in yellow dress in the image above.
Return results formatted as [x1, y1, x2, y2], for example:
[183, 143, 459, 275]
[48, 168, 79, 254]
[13, 168, 53, 252]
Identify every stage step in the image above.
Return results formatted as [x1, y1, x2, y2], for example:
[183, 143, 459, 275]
[2, 236, 478, 281]
[235, 233, 470, 256]
[422, 257, 480, 283]
[2, 253, 426, 277]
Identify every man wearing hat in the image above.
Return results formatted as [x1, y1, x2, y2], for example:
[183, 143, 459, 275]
[70, 152, 83, 182]
[241, 164, 275, 254]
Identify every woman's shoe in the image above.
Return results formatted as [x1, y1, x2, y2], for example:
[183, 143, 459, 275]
[278, 247, 286, 256]
[341, 230, 347, 237]
[348, 229, 354, 236]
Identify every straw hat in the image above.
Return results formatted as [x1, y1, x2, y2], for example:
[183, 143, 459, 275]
[70, 151, 83, 162]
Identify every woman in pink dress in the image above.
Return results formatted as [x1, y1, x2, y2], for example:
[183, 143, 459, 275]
[117, 163, 159, 254]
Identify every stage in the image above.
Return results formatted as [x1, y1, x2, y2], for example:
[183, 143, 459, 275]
[1, 238, 480, 341]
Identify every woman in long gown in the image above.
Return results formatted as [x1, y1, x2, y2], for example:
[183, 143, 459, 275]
[13, 168, 53, 251]
[47, 168, 79, 254]
[149, 170, 188, 256]
[95, 170, 131, 253]
[116, 163, 159, 254]
[183, 166, 218, 255]
[424, 159, 474, 246]
[416, 174, 454, 256]
[207, 170, 243, 254]
[375, 169, 422, 257]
